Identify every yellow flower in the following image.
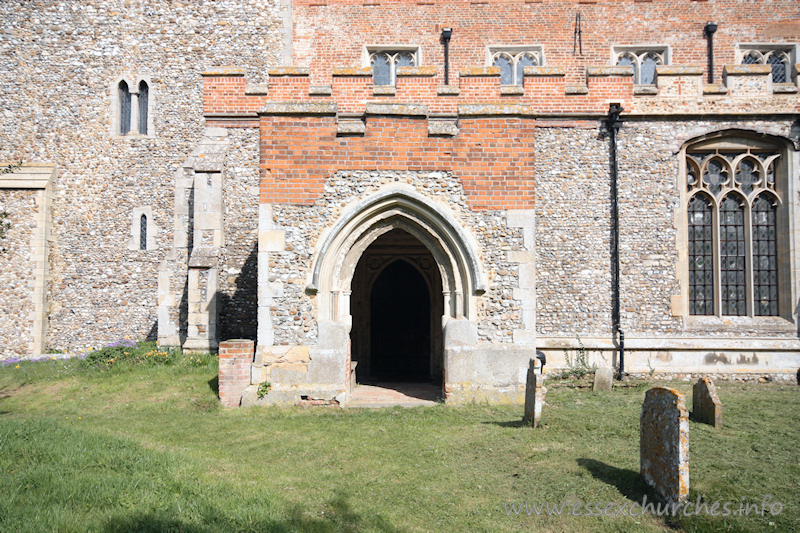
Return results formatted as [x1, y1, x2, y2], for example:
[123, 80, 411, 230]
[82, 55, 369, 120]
[15, 365, 20, 369]
[78, 417, 82, 420]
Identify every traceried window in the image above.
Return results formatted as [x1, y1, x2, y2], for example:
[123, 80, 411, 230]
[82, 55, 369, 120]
[368, 48, 418, 86]
[685, 137, 782, 317]
[614, 47, 667, 85]
[739, 46, 795, 83]
[489, 46, 543, 85]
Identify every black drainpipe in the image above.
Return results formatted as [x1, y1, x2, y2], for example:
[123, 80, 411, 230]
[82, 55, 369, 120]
[441, 28, 452, 85]
[704, 22, 718, 84]
[606, 104, 625, 380]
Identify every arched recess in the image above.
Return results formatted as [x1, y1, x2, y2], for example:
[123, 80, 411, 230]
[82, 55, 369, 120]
[308, 187, 486, 326]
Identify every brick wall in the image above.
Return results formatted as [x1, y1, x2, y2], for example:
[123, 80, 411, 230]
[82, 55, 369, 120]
[292, 0, 800, 86]
[218, 339, 255, 408]
[258, 114, 536, 209]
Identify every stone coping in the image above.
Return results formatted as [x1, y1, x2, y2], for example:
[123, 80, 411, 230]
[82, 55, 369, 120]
[724, 64, 772, 75]
[565, 85, 589, 95]
[309, 85, 333, 96]
[587, 65, 634, 77]
[522, 66, 566, 77]
[331, 66, 373, 76]
[774, 83, 798, 94]
[656, 65, 704, 76]
[703, 83, 729, 95]
[202, 66, 245, 77]
[500, 85, 525, 96]
[244, 84, 269, 95]
[365, 102, 428, 116]
[437, 85, 461, 95]
[397, 66, 437, 77]
[459, 66, 501, 77]
[633, 85, 659, 96]
[373, 86, 397, 96]
[268, 66, 309, 76]
[259, 102, 338, 115]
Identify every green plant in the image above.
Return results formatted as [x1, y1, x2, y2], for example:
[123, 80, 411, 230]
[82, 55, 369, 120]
[553, 335, 596, 380]
[257, 381, 271, 399]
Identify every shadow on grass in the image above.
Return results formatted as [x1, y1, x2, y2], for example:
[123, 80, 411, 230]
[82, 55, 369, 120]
[102, 495, 406, 533]
[577, 458, 651, 503]
[208, 376, 219, 396]
[482, 419, 527, 428]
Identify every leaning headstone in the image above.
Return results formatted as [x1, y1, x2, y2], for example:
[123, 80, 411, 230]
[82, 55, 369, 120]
[640, 387, 689, 503]
[692, 377, 722, 428]
[593, 366, 614, 392]
[523, 358, 546, 427]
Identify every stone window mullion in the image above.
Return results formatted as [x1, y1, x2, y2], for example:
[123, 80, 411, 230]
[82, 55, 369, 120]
[712, 200, 722, 316]
[744, 200, 754, 317]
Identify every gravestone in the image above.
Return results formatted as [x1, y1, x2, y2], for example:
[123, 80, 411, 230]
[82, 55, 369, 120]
[640, 387, 689, 503]
[593, 366, 614, 391]
[692, 377, 722, 428]
[523, 358, 546, 427]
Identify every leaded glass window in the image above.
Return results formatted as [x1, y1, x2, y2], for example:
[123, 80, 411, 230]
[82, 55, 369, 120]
[719, 196, 746, 316]
[740, 48, 793, 83]
[119, 80, 131, 135]
[490, 49, 541, 85]
[369, 49, 417, 86]
[752, 194, 778, 316]
[139, 214, 147, 250]
[685, 139, 782, 317]
[688, 194, 714, 315]
[614, 48, 666, 85]
[138, 80, 149, 135]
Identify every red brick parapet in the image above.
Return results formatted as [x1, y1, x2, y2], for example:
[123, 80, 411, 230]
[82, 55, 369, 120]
[218, 339, 255, 408]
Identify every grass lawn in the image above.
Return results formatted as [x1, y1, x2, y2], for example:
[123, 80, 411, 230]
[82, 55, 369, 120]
[0, 356, 798, 532]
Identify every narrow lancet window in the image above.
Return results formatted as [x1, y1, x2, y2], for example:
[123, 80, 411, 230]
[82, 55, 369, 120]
[138, 80, 149, 135]
[140, 214, 147, 250]
[119, 81, 131, 135]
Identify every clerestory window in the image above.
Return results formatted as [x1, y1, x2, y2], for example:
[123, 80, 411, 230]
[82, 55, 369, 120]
[488, 46, 543, 85]
[738, 45, 796, 83]
[614, 47, 667, 85]
[684, 134, 784, 317]
[368, 47, 418, 86]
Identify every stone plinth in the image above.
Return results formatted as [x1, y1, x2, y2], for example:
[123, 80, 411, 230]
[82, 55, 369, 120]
[523, 358, 546, 427]
[640, 387, 689, 503]
[692, 377, 722, 428]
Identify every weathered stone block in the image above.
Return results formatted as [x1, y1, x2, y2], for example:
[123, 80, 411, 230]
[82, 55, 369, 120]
[523, 358, 546, 427]
[593, 366, 614, 392]
[640, 387, 689, 503]
[259, 230, 285, 252]
[692, 377, 722, 428]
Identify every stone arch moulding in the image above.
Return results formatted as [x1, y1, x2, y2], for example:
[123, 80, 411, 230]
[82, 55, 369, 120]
[307, 187, 487, 326]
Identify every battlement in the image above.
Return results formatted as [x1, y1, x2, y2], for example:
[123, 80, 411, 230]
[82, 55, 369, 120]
[203, 63, 799, 123]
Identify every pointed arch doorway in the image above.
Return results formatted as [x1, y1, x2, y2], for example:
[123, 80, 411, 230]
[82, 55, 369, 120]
[350, 229, 444, 390]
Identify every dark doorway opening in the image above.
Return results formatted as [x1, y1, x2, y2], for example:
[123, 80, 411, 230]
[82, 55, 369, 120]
[370, 260, 430, 380]
[350, 229, 443, 388]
